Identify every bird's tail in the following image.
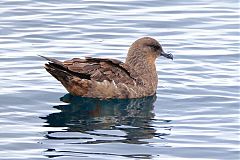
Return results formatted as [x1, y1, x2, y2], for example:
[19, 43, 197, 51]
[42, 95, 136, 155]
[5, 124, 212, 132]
[39, 55, 91, 89]
[44, 62, 73, 88]
[38, 55, 72, 86]
[38, 55, 64, 67]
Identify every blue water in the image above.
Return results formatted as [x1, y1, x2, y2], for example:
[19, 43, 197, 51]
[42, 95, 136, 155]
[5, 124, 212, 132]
[0, 0, 239, 159]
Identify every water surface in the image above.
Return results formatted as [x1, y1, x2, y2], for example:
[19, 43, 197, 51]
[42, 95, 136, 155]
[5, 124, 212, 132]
[0, 0, 239, 159]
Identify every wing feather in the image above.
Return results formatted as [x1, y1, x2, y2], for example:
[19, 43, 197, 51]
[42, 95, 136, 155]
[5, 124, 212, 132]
[40, 55, 140, 85]
[63, 57, 139, 85]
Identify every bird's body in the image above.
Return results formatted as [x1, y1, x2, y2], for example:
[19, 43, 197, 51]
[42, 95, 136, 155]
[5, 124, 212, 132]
[42, 37, 173, 99]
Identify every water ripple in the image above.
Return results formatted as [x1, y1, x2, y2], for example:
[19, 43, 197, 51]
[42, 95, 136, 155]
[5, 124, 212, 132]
[0, 0, 239, 159]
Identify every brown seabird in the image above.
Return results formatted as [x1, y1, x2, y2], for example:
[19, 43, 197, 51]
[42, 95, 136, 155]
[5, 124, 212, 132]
[40, 37, 173, 99]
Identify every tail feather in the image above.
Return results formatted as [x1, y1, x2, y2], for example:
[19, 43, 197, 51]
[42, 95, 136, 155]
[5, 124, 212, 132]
[45, 63, 72, 86]
[40, 55, 91, 80]
[44, 63, 90, 96]
[38, 55, 64, 67]
[40, 55, 92, 96]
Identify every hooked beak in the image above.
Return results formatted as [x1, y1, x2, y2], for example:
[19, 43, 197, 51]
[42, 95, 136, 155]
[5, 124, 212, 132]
[160, 51, 173, 60]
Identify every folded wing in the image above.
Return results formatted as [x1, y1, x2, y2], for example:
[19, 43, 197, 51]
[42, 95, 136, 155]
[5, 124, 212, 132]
[41, 55, 139, 86]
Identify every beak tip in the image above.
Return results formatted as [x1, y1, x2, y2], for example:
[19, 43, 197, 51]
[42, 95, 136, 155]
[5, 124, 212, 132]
[168, 53, 174, 60]
[160, 51, 173, 60]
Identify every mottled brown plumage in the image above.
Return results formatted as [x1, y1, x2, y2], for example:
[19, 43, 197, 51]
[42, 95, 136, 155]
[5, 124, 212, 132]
[41, 37, 173, 99]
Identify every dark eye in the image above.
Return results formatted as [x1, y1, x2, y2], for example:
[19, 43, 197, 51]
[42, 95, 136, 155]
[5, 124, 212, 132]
[148, 44, 160, 51]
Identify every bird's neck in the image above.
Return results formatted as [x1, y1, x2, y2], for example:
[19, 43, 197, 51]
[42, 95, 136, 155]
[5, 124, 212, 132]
[125, 51, 158, 91]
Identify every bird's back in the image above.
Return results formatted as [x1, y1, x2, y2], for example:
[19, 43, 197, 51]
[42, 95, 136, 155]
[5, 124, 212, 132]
[43, 56, 147, 99]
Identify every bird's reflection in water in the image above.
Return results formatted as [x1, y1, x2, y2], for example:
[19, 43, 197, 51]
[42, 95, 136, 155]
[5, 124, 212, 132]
[41, 94, 171, 145]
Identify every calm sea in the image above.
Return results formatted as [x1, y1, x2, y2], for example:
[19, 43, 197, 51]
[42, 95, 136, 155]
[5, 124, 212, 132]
[0, 0, 239, 159]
